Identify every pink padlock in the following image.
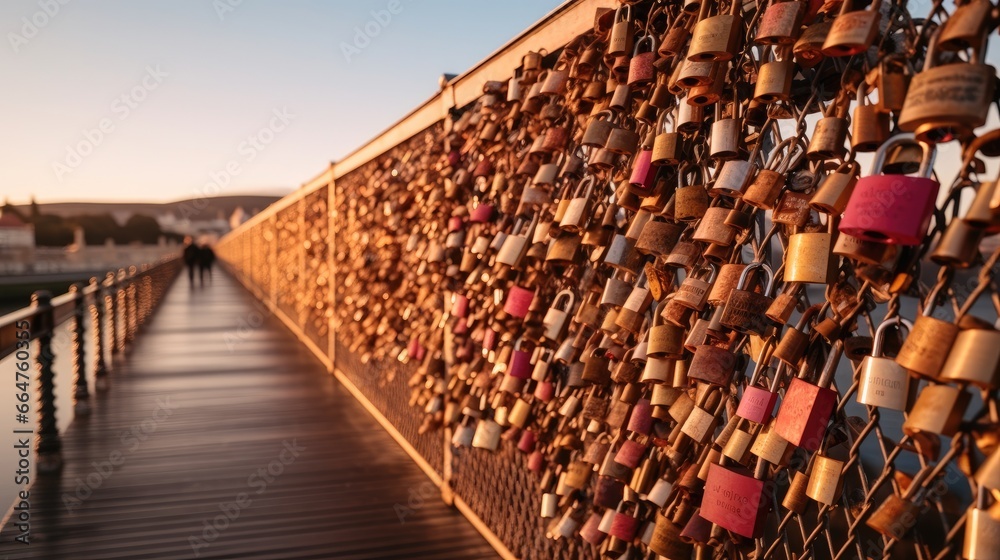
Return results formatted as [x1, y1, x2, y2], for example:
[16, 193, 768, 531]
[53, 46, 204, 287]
[627, 34, 658, 85]
[627, 398, 653, 435]
[407, 338, 423, 361]
[451, 294, 469, 317]
[517, 430, 536, 453]
[580, 513, 606, 545]
[614, 438, 647, 469]
[609, 503, 641, 540]
[840, 134, 939, 245]
[507, 340, 532, 379]
[628, 149, 657, 191]
[483, 327, 499, 351]
[469, 203, 494, 223]
[452, 317, 468, 335]
[527, 450, 544, 472]
[736, 385, 779, 424]
[448, 215, 464, 232]
[503, 285, 535, 318]
[533, 380, 554, 402]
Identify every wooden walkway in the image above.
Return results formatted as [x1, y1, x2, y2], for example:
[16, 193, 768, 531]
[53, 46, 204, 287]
[0, 272, 498, 559]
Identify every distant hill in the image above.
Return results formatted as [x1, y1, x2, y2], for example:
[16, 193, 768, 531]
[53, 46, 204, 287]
[13, 195, 283, 221]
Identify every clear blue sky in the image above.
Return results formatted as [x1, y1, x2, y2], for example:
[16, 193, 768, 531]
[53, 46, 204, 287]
[0, 0, 565, 204]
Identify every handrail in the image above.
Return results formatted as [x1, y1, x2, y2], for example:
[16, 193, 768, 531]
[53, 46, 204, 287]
[0, 256, 183, 474]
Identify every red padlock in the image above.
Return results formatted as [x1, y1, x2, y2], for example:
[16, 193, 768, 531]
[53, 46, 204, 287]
[773, 340, 842, 451]
[839, 134, 938, 245]
[628, 148, 657, 191]
[701, 463, 769, 538]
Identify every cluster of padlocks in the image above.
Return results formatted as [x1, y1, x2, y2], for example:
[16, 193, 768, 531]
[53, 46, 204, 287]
[325, 0, 1000, 557]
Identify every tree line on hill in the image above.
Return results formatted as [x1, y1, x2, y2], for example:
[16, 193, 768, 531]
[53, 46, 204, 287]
[3, 200, 181, 247]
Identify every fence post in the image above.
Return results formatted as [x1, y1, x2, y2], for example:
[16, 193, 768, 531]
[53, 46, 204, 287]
[91, 277, 110, 391]
[69, 283, 90, 416]
[32, 291, 63, 474]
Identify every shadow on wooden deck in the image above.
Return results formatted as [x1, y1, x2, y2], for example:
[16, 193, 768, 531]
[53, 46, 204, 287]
[0, 272, 497, 559]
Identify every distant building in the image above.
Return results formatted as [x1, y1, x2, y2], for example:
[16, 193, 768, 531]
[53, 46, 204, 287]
[0, 211, 35, 251]
[157, 210, 229, 238]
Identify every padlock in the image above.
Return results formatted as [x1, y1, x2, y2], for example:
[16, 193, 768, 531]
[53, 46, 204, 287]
[793, 19, 832, 68]
[629, 145, 657, 192]
[503, 284, 535, 319]
[606, 116, 641, 156]
[782, 470, 810, 514]
[652, 109, 681, 164]
[754, 45, 794, 103]
[627, 32, 658, 86]
[692, 205, 737, 246]
[701, 463, 768, 538]
[930, 217, 984, 268]
[707, 263, 746, 305]
[785, 220, 837, 284]
[773, 341, 842, 451]
[805, 453, 844, 506]
[810, 160, 859, 215]
[688, 0, 742, 62]
[772, 305, 821, 366]
[852, 81, 889, 152]
[582, 110, 616, 147]
[709, 101, 741, 160]
[744, 137, 804, 209]
[877, 56, 910, 113]
[755, 0, 805, 45]
[471, 416, 501, 451]
[688, 344, 738, 386]
[648, 304, 686, 359]
[939, 0, 990, 48]
[840, 134, 939, 245]
[821, 0, 881, 56]
[650, 510, 694, 558]
[681, 386, 725, 442]
[940, 327, 1000, 389]
[636, 218, 684, 258]
[719, 262, 776, 336]
[608, 5, 634, 57]
[903, 383, 970, 458]
[857, 317, 913, 410]
[738, 361, 787, 424]
[673, 262, 718, 311]
[752, 419, 795, 465]
[712, 158, 753, 198]
[899, 28, 996, 143]
[559, 175, 598, 233]
[866, 492, 921, 540]
[895, 283, 960, 379]
[496, 213, 538, 268]
[963, 487, 1000, 559]
[806, 91, 849, 161]
[772, 190, 813, 227]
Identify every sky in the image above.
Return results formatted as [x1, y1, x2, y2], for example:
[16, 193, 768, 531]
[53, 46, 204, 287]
[0, 0, 565, 204]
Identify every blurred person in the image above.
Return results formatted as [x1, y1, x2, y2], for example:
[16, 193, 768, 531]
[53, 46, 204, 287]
[197, 243, 216, 285]
[182, 236, 199, 285]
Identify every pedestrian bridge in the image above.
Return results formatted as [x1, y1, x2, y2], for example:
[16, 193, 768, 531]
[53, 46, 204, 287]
[0, 268, 498, 559]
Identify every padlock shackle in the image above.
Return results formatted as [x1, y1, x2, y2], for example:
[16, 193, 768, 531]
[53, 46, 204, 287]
[871, 316, 914, 356]
[870, 133, 936, 178]
[816, 339, 843, 388]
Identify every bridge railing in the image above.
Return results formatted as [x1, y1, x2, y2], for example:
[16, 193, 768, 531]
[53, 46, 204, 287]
[0, 257, 183, 477]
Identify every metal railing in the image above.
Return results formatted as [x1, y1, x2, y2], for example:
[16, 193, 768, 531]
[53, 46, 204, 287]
[0, 257, 182, 473]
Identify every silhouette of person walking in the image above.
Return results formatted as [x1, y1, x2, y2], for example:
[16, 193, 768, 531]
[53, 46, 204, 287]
[182, 236, 199, 286]
[197, 243, 216, 286]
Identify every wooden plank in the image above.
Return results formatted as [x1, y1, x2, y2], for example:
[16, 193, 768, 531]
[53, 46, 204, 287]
[0, 273, 498, 559]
